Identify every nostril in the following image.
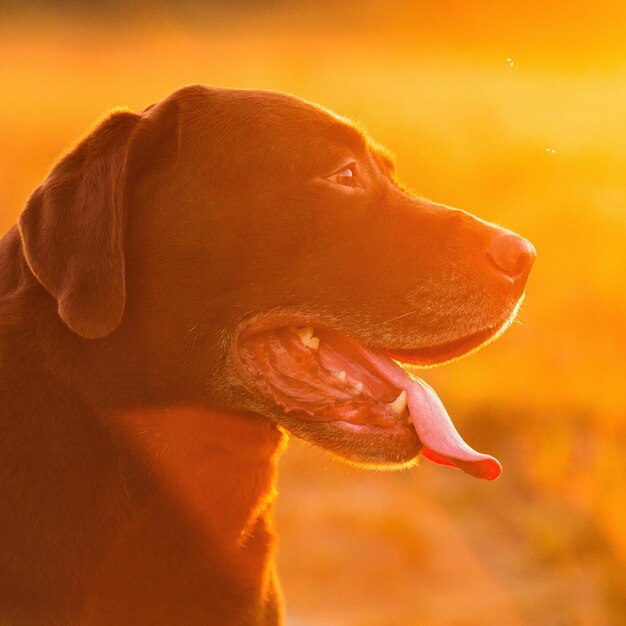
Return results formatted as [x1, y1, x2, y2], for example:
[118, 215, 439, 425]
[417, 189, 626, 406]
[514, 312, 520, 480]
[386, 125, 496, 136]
[486, 233, 536, 280]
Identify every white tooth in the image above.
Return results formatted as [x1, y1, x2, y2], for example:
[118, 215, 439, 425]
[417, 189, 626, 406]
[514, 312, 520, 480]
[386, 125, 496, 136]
[355, 381, 364, 392]
[388, 390, 407, 414]
[295, 326, 314, 345]
[294, 326, 319, 350]
[334, 370, 347, 382]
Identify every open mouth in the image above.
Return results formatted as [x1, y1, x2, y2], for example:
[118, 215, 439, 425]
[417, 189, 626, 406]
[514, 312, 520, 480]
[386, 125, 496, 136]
[237, 323, 502, 480]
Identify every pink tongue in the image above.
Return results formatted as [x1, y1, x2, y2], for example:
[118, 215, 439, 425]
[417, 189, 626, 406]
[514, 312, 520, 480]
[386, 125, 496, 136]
[356, 347, 502, 480]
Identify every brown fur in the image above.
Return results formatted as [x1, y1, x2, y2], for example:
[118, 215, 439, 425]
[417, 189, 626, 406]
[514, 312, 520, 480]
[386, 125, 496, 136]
[0, 85, 534, 624]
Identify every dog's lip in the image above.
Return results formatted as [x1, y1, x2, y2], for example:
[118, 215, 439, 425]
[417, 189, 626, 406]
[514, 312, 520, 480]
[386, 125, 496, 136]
[382, 326, 502, 367]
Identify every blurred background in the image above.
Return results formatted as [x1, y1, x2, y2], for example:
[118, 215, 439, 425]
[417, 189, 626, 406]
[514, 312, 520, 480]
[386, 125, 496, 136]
[1, 1, 625, 624]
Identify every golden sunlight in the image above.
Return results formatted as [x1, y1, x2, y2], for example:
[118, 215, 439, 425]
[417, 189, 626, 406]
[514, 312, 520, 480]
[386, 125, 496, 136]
[1, 1, 625, 624]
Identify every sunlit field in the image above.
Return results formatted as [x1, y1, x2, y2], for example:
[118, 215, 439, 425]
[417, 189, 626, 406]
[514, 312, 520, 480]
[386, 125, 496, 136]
[1, 3, 625, 624]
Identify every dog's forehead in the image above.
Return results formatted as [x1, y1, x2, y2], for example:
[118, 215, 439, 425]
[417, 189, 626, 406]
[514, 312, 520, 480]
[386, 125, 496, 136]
[234, 89, 353, 132]
[176, 85, 367, 153]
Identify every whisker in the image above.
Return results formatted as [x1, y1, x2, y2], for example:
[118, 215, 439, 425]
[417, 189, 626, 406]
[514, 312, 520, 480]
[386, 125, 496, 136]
[380, 309, 416, 325]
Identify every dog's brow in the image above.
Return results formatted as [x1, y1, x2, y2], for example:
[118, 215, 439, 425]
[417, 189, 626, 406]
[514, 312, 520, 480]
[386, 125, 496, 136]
[330, 117, 396, 175]
[329, 124, 397, 177]
[330, 123, 397, 176]
[369, 146, 396, 176]
[331, 121, 367, 152]
[374, 150, 396, 174]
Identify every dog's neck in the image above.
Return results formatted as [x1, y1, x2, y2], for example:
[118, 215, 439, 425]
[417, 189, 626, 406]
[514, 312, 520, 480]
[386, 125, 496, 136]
[113, 406, 287, 549]
[83, 407, 288, 624]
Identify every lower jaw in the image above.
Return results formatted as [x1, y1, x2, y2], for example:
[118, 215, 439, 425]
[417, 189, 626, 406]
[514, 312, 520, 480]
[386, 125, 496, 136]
[276, 413, 423, 468]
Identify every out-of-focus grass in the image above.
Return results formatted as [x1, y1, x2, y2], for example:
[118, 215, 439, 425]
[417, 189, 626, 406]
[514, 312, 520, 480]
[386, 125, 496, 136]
[1, 5, 625, 624]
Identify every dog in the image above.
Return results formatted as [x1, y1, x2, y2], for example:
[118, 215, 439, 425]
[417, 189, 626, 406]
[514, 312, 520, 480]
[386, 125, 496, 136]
[0, 85, 535, 625]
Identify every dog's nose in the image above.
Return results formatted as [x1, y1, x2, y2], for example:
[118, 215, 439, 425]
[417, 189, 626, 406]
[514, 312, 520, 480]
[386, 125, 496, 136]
[486, 233, 536, 281]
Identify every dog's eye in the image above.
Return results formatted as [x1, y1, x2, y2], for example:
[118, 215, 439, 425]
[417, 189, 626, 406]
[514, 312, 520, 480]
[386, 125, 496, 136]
[327, 164, 357, 187]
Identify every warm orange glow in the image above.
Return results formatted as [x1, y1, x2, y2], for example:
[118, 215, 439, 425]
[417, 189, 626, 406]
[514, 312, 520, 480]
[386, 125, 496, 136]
[1, 3, 624, 623]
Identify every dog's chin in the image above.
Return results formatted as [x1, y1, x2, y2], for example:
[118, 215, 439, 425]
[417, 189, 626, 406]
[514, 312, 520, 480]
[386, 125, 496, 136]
[271, 411, 423, 469]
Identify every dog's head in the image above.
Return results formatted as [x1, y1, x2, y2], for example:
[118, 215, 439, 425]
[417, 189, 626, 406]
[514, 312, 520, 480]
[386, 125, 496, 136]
[18, 85, 534, 479]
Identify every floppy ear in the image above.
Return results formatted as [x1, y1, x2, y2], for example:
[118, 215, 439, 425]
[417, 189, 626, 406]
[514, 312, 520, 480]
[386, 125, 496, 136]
[18, 109, 141, 339]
